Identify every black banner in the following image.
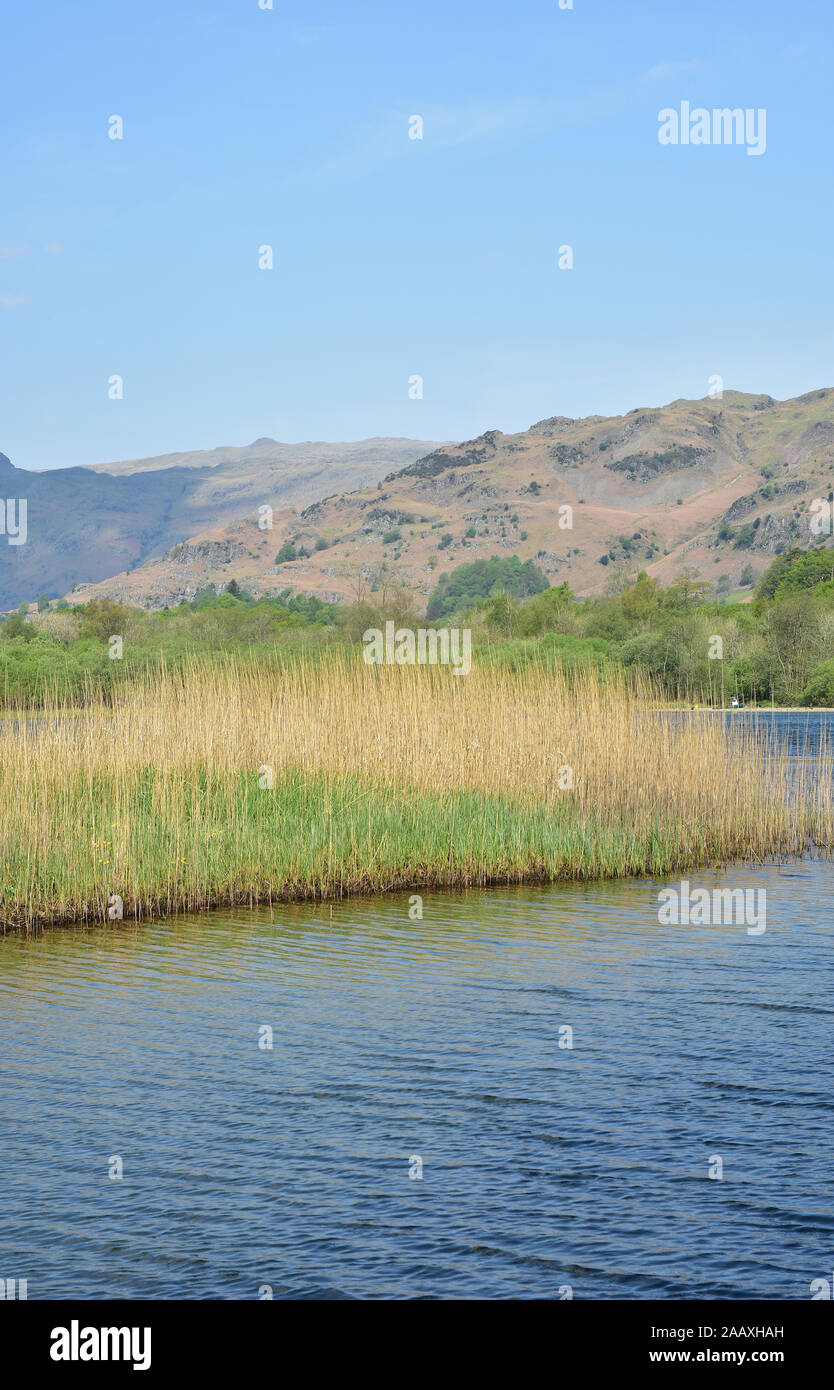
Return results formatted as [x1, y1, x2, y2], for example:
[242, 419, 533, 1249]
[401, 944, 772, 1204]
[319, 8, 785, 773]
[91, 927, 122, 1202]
[1, 1299, 827, 1377]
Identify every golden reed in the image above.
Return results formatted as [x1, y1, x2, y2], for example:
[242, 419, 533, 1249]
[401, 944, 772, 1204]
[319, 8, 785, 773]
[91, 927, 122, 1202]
[0, 652, 829, 928]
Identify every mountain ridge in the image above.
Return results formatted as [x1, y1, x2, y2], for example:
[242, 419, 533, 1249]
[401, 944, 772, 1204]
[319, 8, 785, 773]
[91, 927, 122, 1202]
[9, 389, 834, 611]
[60, 387, 834, 612]
[0, 437, 445, 608]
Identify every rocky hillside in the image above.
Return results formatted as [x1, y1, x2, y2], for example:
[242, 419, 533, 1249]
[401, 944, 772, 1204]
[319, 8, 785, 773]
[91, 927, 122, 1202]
[0, 437, 443, 609]
[60, 389, 834, 612]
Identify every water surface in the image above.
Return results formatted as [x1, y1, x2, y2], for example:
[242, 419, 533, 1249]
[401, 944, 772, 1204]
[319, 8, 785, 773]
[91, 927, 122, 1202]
[1, 860, 832, 1299]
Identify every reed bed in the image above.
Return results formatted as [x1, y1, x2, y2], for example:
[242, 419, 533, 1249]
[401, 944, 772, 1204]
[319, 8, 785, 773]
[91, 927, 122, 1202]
[0, 651, 831, 929]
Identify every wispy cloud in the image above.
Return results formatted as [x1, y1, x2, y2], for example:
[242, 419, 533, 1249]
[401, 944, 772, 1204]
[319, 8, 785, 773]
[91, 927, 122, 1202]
[279, 83, 640, 192]
[411, 98, 560, 150]
[278, 64, 705, 193]
[644, 60, 703, 81]
[278, 97, 559, 190]
[0, 242, 32, 261]
[0, 293, 30, 310]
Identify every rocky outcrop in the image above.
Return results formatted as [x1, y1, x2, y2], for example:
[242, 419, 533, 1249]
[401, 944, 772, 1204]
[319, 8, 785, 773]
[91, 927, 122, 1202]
[168, 539, 246, 566]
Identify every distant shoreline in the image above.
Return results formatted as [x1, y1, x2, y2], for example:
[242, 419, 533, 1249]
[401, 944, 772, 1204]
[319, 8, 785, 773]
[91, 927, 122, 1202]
[660, 706, 834, 713]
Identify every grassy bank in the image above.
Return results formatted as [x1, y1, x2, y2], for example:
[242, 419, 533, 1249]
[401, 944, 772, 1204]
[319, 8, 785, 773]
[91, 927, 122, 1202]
[1, 652, 831, 930]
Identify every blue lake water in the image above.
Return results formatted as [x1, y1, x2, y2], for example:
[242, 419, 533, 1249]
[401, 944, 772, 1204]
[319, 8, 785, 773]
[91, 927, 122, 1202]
[1, 858, 832, 1300]
[719, 708, 834, 756]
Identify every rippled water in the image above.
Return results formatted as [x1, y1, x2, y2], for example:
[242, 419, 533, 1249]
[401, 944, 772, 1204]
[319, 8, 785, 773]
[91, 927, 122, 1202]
[1, 859, 833, 1299]
[720, 708, 834, 756]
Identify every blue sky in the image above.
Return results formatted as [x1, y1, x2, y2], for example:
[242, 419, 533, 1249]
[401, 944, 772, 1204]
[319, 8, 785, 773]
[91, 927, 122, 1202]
[1, 0, 831, 470]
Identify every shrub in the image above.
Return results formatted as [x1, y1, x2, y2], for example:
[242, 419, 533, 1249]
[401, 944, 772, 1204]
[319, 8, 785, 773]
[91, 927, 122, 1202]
[426, 554, 548, 620]
[801, 659, 834, 706]
[733, 523, 757, 549]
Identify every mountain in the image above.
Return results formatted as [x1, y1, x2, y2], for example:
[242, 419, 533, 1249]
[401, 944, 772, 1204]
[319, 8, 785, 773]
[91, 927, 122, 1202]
[63, 389, 834, 612]
[0, 437, 445, 608]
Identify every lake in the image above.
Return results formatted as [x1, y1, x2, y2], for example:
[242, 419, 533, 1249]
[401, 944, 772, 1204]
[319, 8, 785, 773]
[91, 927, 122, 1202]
[1, 858, 832, 1299]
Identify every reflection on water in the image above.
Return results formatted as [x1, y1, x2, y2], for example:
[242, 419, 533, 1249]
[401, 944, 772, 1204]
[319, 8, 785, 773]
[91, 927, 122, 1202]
[1, 860, 833, 1299]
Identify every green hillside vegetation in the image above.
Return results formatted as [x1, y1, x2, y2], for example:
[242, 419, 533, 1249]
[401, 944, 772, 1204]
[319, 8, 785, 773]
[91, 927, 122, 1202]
[4, 547, 834, 707]
[463, 550, 834, 704]
[0, 588, 337, 704]
[426, 555, 549, 620]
